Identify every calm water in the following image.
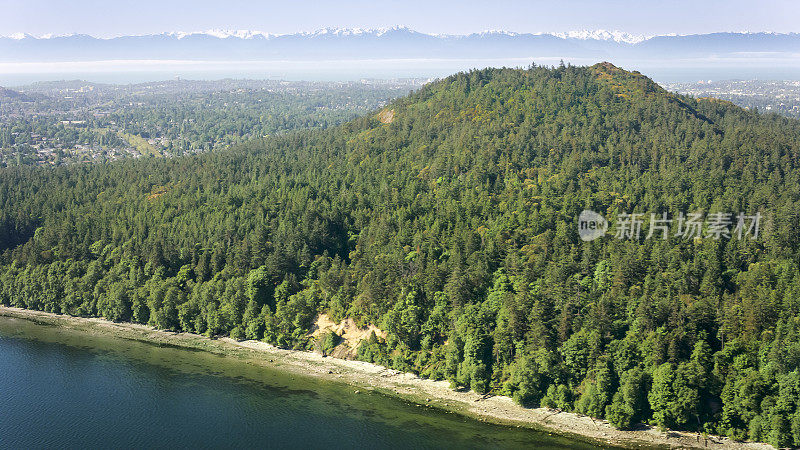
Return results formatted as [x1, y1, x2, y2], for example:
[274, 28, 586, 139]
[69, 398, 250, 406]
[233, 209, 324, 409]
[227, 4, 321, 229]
[0, 317, 606, 449]
[3, 57, 800, 85]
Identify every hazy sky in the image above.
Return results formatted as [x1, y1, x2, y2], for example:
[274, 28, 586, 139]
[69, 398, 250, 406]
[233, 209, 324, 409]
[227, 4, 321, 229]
[1, 0, 797, 37]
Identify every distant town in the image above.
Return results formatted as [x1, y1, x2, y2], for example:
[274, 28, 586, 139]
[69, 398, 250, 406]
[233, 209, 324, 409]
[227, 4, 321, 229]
[0, 78, 424, 166]
[666, 79, 800, 118]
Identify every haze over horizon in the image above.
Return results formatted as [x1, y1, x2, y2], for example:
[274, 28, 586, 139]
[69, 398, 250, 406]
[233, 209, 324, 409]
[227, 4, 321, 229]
[1, 1, 799, 84]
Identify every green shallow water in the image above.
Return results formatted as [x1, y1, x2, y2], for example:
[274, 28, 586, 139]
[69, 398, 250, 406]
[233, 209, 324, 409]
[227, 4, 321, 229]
[0, 316, 609, 449]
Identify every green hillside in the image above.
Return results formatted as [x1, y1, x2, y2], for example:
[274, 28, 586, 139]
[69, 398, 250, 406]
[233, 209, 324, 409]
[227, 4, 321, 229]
[2, 63, 800, 446]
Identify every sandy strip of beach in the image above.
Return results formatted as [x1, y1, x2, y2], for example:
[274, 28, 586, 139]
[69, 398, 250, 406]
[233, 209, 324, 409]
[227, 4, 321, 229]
[0, 306, 772, 450]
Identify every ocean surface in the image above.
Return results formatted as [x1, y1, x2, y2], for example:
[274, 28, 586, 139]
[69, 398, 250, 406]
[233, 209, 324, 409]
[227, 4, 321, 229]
[0, 316, 606, 449]
[2, 57, 800, 85]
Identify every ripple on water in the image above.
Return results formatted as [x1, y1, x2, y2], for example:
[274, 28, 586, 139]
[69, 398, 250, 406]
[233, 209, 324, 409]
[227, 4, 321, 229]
[0, 318, 604, 450]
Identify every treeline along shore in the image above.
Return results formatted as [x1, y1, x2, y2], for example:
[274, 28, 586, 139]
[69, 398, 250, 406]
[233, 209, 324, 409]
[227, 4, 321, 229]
[0, 306, 771, 450]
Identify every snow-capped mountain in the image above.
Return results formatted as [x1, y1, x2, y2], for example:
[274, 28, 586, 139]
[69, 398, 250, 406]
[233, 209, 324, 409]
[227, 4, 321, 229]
[163, 30, 275, 40]
[549, 29, 649, 44]
[0, 28, 797, 62]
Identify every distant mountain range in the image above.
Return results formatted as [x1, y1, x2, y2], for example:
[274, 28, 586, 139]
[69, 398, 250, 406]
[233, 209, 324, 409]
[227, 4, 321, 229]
[1, 28, 798, 62]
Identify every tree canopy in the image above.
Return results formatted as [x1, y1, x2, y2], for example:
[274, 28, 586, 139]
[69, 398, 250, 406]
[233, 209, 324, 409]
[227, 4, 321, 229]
[2, 63, 800, 446]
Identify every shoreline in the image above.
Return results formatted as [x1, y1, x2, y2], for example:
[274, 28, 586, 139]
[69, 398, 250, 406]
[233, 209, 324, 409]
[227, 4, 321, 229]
[0, 306, 771, 450]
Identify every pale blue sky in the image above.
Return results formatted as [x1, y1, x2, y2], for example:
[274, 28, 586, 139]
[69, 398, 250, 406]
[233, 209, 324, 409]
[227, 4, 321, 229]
[1, 0, 797, 37]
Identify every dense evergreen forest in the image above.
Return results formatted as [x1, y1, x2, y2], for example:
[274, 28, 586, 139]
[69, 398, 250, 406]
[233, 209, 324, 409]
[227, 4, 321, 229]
[2, 63, 800, 447]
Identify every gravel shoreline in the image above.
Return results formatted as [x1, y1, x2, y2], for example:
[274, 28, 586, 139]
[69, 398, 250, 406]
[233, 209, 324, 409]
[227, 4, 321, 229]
[0, 306, 772, 450]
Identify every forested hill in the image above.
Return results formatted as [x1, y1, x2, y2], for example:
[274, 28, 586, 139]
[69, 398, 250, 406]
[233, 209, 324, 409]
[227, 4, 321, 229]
[3, 63, 800, 446]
